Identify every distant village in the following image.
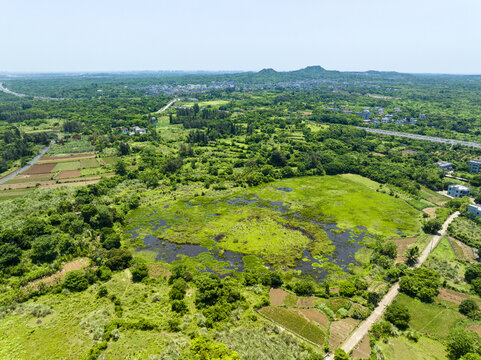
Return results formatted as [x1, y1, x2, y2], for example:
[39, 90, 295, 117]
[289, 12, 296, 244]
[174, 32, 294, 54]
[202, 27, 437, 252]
[119, 126, 147, 136]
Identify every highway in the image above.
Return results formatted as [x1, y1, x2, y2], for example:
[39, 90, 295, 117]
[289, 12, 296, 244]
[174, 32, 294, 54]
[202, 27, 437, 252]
[359, 127, 481, 149]
[155, 98, 178, 114]
[0, 82, 63, 100]
[326, 212, 460, 359]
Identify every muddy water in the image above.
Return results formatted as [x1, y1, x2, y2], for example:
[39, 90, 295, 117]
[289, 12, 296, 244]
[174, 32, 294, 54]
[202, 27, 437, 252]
[129, 196, 372, 280]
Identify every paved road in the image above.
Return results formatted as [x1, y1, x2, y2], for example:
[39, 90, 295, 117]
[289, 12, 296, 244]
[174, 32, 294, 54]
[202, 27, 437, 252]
[359, 127, 481, 149]
[155, 98, 178, 114]
[0, 140, 55, 185]
[326, 211, 460, 359]
[0, 82, 63, 100]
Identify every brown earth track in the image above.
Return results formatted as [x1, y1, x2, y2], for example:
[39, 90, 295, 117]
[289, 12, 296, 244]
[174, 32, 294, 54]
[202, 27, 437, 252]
[269, 288, 289, 306]
[438, 288, 470, 305]
[23, 163, 56, 174]
[0, 179, 101, 190]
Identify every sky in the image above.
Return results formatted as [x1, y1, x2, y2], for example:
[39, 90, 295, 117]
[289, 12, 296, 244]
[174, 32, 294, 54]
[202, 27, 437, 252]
[0, 0, 480, 74]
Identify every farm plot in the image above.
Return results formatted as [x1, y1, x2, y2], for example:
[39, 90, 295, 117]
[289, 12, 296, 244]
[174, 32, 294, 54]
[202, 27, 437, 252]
[55, 170, 81, 179]
[269, 288, 289, 306]
[79, 158, 99, 168]
[23, 163, 56, 175]
[53, 161, 81, 172]
[437, 288, 470, 306]
[258, 306, 326, 345]
[352, 334, 371, 359]
[329, 318, 358, 348]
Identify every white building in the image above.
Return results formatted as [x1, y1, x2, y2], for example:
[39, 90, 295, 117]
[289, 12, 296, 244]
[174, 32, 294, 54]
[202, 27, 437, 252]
[468, 160, 481, 174]
[468, 204, 481, 217]
[447, 184, 471, 198]
[436, 161, 453, 171]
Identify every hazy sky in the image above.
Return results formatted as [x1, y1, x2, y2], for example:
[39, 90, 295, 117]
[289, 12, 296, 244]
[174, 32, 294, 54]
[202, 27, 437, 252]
[1, 0, 480, 74]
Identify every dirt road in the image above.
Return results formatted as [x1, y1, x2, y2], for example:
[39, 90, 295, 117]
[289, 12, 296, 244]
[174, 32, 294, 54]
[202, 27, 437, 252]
[326, 211, 460, 359]
[155, 98, 178, 113]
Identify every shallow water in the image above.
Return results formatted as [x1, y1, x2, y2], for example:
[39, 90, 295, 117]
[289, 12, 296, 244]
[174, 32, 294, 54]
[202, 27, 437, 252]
[128, 196, 372, 280]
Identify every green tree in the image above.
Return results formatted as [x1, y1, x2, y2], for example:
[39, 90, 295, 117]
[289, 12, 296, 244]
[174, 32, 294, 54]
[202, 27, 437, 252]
[405, 245, 420, 265]
[183, 336, 240, 360]
[334, 348, 349, 360]
[31, 235, 57, 263]
[459, 299, 479, 318]
[131, 262, 149, 282]
[385, 303, 410, 330]
[63, 270, 88, 292]
[0, 244, 22, 270]
[446, 327, 480, 360]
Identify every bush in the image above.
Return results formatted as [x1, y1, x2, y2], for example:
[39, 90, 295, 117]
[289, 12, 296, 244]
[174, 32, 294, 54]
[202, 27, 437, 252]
[399, 267, 440, 302]
[293, 278, 315, 296]
[97, 285, 108, 298]
[0, 244, 22, 270]
[334, 348, 349, 360]
[385, 303, 410, 330]
[105, 249, 132, 270]
[31, 235, 58, 263]
[171, 300, 188, 315]
[169, 278, 187, 300]
[459, 299, 479, 317]
[63, 270, 88, 292]
[339, 281, 356, 297]
[131, 263, 148, 282]
[465, 264, 481, 284]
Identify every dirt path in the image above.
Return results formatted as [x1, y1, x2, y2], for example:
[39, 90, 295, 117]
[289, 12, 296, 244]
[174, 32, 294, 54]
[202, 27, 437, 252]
[326, 212, 460, 359]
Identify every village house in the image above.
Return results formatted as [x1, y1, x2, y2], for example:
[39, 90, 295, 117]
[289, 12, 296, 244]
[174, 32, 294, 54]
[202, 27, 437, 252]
[447, 184, 471, 198]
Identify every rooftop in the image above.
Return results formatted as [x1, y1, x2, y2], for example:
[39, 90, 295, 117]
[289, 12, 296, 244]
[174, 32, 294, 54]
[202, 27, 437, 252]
[469, 159, 481, 164]
[449, 184, 470, 191]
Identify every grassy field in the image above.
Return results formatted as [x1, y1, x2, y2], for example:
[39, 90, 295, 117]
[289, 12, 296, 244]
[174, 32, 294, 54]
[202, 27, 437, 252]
[53, 161, 81, 172]
[252, 174, 422, 238]
[378, 335, 448, 360]
[48, 140, 93, 155]
[395, 294, 465, 340]
[448, 216, 481, 248]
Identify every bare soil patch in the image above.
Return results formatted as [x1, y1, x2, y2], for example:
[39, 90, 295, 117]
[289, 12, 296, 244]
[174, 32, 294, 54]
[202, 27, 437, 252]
[24, 163, 56, 175]
[393, 237, 417, 263]
[352, 334, 371, 359]
[291, 308, 329, 328]
[27, 258, 90, 289]
[423, 207, 438, 220]
[438, 288, 469, 305]
[269, 288, 289, 306]
[329, 318, 358, 349]
[372, 152, 385, 157]
[296, 296, 316, 307]
[468, 325, 481, 336]
[55, 170, 81, 179]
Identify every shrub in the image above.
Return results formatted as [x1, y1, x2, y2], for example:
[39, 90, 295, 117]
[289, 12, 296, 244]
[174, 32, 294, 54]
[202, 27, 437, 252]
[63, 270, 88, 292]
[293, 278, 315, 296]
[97, 285, 108, 298]
[171, 300, 188, 315]
[31, 235, 58, 263]
[339, 281, 356, 297]
[131, 263, 148, 282]
[385, 303, 410, 330]
[0, 244, 22, 270]
[169, 278, 187, 300]
[105, 249, 132, 270]
[459, 299, 479, 317]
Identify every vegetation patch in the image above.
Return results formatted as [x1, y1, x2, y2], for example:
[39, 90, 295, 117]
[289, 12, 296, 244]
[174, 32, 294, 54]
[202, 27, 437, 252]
[258, 306, 326, 345]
